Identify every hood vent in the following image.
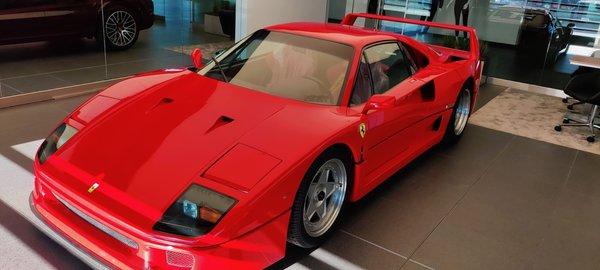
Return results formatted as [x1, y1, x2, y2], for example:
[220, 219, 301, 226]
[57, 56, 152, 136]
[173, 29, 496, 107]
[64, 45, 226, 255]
[205, 116, 234, 134]
[146, 97, 174, 114]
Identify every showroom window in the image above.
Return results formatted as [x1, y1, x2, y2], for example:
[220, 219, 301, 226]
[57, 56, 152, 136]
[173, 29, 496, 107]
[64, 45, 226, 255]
[332, 0, 600, 90]
[0, 0, 236, 99]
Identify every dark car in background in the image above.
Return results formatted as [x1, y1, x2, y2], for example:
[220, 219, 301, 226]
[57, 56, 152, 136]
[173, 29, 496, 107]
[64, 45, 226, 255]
[519, 8, 575, 64]
[489, 6, 574, 64]
[0, 0, 154, 50]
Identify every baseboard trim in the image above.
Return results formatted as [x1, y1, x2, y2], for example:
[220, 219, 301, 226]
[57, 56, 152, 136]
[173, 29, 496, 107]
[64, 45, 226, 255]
[485, 76, 568, 98]
[0, 76, 129, 109]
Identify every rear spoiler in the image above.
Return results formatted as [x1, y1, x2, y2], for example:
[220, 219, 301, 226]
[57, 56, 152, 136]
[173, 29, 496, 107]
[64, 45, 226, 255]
[341, 13, 479, 60]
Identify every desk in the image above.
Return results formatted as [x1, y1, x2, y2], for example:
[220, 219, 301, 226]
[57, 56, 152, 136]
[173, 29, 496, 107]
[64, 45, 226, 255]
[569, 54, 600, 69]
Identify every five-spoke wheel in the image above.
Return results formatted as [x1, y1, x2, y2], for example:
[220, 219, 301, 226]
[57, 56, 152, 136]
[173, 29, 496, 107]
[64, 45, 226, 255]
[288, 151, 351, 248]
[302, 158, 347, 237]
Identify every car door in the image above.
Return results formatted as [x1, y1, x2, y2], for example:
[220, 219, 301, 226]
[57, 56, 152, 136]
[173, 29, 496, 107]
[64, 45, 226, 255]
[351, 42, 431, 179]
[0, 0, 56, 43]
[42, 0, 95, 37]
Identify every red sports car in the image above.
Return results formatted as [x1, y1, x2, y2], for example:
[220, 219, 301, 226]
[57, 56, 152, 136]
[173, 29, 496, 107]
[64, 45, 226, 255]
[31, 13, 481, 269]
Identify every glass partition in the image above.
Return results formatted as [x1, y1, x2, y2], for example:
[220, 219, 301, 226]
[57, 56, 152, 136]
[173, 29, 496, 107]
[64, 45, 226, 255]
[335, 0, 600, 90]
[0, 0, 236, 99]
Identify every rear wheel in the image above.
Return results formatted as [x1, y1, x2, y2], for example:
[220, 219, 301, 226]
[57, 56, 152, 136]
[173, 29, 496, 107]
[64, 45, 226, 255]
[443, 87, 472, 143]
[288, 151, 351, 248]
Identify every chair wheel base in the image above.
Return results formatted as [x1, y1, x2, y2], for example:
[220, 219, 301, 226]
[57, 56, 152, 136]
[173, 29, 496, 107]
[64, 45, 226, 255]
[554, 125, 562, 132]
[587, 136, 595, 143]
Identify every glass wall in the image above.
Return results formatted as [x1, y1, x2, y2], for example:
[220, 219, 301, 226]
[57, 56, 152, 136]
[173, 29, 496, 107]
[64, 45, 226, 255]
[334, 0, 600, 89]
[0, 0, 235, 99]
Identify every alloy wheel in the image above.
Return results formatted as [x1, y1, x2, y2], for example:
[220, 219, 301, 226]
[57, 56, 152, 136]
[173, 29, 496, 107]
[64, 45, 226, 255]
[302, 158, 347, 237]
[454, 89, 471, 135]
[105, 11, 137, 47]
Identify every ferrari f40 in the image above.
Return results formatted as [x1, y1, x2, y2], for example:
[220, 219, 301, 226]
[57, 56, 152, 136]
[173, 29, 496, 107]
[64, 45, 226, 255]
[31, 13, 482, 269]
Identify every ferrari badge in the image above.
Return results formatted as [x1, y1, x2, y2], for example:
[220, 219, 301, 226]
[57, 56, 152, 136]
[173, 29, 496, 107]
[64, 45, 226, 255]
[88, 182, 100, 194]
[359, 123, 367, 138]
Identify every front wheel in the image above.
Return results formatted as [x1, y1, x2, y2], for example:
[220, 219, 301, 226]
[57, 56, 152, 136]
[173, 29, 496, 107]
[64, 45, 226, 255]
[443, 87, 472, 143]
[288, 151, 351, 248]
[98, 6, 139, 50]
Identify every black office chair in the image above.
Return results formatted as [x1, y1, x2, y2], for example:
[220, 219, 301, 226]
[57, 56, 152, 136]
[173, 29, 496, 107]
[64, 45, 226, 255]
[563, 51, 600, 109]
[555, 71, 600, 142]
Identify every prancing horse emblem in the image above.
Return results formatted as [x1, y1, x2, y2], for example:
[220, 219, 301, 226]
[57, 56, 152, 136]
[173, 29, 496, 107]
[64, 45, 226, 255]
[88, 182, 100, 194]
[359, 123, 367, 138]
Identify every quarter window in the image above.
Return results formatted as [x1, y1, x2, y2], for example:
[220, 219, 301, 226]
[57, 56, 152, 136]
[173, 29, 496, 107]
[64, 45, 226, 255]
[363, 43, 413, 95]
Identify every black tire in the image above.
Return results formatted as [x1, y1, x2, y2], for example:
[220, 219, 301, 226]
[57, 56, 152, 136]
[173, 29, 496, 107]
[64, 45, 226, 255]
[287, 150, 352, 248]
[442, 86, 472, 144]
[97, 5, 139, 51]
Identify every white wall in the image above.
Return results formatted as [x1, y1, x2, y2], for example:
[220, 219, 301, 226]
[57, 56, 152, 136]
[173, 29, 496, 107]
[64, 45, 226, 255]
[235, 0, 328, 41]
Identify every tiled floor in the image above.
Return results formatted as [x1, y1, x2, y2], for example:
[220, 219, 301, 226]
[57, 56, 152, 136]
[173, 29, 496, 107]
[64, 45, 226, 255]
[1, 84, 600, 270]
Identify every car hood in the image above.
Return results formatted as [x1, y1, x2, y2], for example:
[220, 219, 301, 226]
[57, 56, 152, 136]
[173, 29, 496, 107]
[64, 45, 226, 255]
[49, 71, 293, 231]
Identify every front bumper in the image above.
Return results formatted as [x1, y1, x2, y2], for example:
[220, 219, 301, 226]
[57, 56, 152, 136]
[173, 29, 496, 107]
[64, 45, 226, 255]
[31, 176, 289, 270]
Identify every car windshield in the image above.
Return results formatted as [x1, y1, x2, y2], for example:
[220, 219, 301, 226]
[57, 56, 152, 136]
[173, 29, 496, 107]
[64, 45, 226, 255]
[198, 30, 354, 105]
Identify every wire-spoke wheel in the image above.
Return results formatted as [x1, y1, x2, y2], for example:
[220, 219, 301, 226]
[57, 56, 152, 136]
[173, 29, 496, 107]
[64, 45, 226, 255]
[99, 7, 139, 50]
[288, 150, 351, 248]
[302, 158, 347, 237]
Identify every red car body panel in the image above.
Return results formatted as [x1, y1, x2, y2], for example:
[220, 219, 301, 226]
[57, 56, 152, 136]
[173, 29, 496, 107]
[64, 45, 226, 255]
[31, 13, 481, 269]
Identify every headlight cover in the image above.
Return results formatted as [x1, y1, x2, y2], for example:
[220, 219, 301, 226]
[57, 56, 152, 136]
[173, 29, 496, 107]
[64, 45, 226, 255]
[37, 123, 78, 164]
[153, 185, 236, 237]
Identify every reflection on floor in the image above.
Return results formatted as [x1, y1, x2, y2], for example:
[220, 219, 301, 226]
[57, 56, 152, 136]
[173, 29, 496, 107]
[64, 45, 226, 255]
[1, 84, 600, 270]
[0, 3, 231, 98]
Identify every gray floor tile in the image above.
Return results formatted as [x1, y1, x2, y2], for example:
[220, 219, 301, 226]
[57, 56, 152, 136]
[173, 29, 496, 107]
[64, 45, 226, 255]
[49, 67, 109, 85]
[0, 100, 68, 145]
[2, 74, 71, 94]
[563, 151, 600, 199]
[50, 94, 94, 114]
[411, 217, 534, 270]
[435, 125, 514, 163]
[400, 260, 433, 270]
[519, 189, 600, 270]
[287, 232, 405, 270]
[0, 83, 22, 97]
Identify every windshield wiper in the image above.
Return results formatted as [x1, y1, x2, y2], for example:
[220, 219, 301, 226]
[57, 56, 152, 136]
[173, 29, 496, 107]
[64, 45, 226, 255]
[211, 56, 229, 82]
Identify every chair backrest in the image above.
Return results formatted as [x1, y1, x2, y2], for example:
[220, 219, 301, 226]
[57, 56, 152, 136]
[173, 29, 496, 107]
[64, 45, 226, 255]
[565, 70, 600, 104]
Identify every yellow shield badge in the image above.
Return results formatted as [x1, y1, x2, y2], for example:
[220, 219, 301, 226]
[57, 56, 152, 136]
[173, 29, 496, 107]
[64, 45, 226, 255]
[87, 182, 100, 194]
[359, 123, 367, 138]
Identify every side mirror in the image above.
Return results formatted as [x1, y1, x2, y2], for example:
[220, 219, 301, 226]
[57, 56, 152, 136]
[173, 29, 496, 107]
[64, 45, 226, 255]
[191, 48, 203, 69]
[361, 95, 396, 114]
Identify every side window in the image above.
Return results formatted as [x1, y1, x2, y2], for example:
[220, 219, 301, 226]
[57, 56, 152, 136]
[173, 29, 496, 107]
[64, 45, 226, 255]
[363, 43, 413, 95]
[351, 55, 373, 105]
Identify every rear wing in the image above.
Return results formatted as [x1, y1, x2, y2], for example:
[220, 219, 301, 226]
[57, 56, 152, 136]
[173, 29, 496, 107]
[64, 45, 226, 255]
[341, 13, 480, 60]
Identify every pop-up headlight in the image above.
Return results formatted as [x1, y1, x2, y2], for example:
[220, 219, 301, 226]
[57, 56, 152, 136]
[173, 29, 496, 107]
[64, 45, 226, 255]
[37, 123, 78, 164]
[153, 185, 236, 237]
